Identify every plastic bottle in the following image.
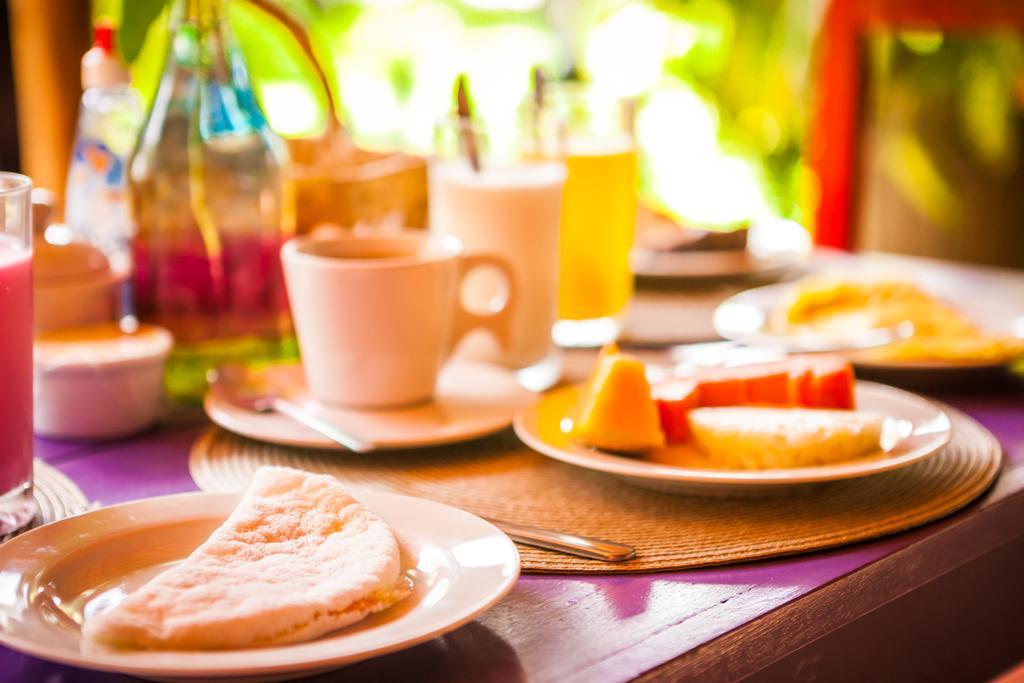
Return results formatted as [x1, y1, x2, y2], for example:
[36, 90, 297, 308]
[64, 22, 144, 278]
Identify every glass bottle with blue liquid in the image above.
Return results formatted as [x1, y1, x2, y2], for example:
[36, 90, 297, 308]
[129, 0, 295, 402]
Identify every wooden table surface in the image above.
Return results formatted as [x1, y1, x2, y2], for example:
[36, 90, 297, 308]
[4, 250, 1024, 682]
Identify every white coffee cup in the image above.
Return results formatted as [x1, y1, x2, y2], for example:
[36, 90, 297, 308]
[281, 231, 516, 408]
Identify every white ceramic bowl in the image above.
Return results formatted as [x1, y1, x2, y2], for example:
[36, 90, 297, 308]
[34, 324, 173, 440]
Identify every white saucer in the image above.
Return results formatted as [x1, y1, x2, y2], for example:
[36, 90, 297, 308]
[514, 381, 952, 496]
[204, 358, 534, 450]
[0, 490, 520, 680]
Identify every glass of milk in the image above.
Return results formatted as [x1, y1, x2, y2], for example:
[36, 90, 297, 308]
[0, 173, 36, 534]
[430, 116, 566, 391]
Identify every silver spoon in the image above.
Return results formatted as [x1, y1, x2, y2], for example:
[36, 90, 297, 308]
[487, 518, 636, 562]
[208, 365, 375, 453]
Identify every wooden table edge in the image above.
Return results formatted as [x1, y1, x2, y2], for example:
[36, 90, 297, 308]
[634, 488, 1024, 682]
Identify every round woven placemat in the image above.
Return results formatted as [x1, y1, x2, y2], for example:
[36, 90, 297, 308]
[1, 460, 92, 542]
[189, 403, 1001, 573]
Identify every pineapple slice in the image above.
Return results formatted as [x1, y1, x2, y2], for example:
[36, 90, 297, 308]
[688, 407, 883, 469]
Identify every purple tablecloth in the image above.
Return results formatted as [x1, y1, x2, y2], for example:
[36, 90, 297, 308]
[3, 380, 1023, 682]
[8, 250, 1024, 681]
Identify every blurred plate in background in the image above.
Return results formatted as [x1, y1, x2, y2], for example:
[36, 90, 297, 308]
[713, 279, 1024, 386]
[631, 218, 811, 282]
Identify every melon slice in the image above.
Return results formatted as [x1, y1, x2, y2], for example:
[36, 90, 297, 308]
[688, 407, 883, 469]
[573, 346, 665, 452]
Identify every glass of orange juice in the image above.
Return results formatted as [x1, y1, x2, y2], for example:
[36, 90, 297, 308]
[526, 83, 638, 347]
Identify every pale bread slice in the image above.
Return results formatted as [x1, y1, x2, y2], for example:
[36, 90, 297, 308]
[688, 407, 884, 469]
[82, 466, 407, 650]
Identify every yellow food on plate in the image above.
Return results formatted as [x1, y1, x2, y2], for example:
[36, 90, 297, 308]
[83, 466, 410, 650]
[778, 276, 973, 335]
[572, 344, 666, 452]
[688, 407, 884, 469]
[776, 276, 1024, 364]
[864, 335, 1024, 364]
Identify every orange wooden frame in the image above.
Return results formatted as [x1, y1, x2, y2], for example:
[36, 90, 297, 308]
[810, 0, 1024, 249]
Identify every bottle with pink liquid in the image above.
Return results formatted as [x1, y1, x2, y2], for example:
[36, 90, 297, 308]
[0, 173, 36, 534]
[129, 0, 295, 403]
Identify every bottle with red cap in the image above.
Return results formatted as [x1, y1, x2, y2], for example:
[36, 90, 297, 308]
[64, 20, 144, 279]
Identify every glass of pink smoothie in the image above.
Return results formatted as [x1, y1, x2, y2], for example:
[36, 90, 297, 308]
[0, 173, 36, 534]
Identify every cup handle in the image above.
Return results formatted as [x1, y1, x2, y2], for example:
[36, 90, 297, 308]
[451, 253, 517, 352]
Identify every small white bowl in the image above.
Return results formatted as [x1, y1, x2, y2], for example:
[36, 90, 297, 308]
[34, 324, 173, 440]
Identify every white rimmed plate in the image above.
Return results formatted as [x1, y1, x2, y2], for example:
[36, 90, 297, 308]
[204, 358, 534, 450]
[712, 281, 913, 353]
[514, 381, 952, 496]
[0, 490, 519, 680]
[713, 281, 1024, 381]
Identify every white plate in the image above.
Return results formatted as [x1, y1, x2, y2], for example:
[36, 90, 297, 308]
[514, 382, 952, 496]
[0, 490, 520, 680]
[713, 281, 1023, 379]
[204, 358, 534, 450]
[631, 248, 802, 282]
[631, 219, 811, 282]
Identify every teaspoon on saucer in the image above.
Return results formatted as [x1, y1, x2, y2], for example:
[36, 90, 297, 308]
[208, 365, 375, 453]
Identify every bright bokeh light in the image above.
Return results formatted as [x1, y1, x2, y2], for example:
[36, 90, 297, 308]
[321, 0, 783, 225]
[665, 18, 699, 59]
[638, 84, 769, 225]
[463, 25, 553, 154]
[460, 0, 545, 10]
[584, 3, 669, 97]
[258, 82, 322, 136]
[332, 1, 555, 153]
[340, 70, 403, 141]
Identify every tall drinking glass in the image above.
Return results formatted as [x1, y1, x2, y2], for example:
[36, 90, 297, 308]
[0, 173, 36, 534]
[526, 84, 638, 348]
[430, 116, 566, 391]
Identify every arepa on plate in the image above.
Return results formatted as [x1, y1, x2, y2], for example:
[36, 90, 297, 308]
[82, 466, 408, 650]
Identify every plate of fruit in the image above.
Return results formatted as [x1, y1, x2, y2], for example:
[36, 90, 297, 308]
[513, 346, 952, 496]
